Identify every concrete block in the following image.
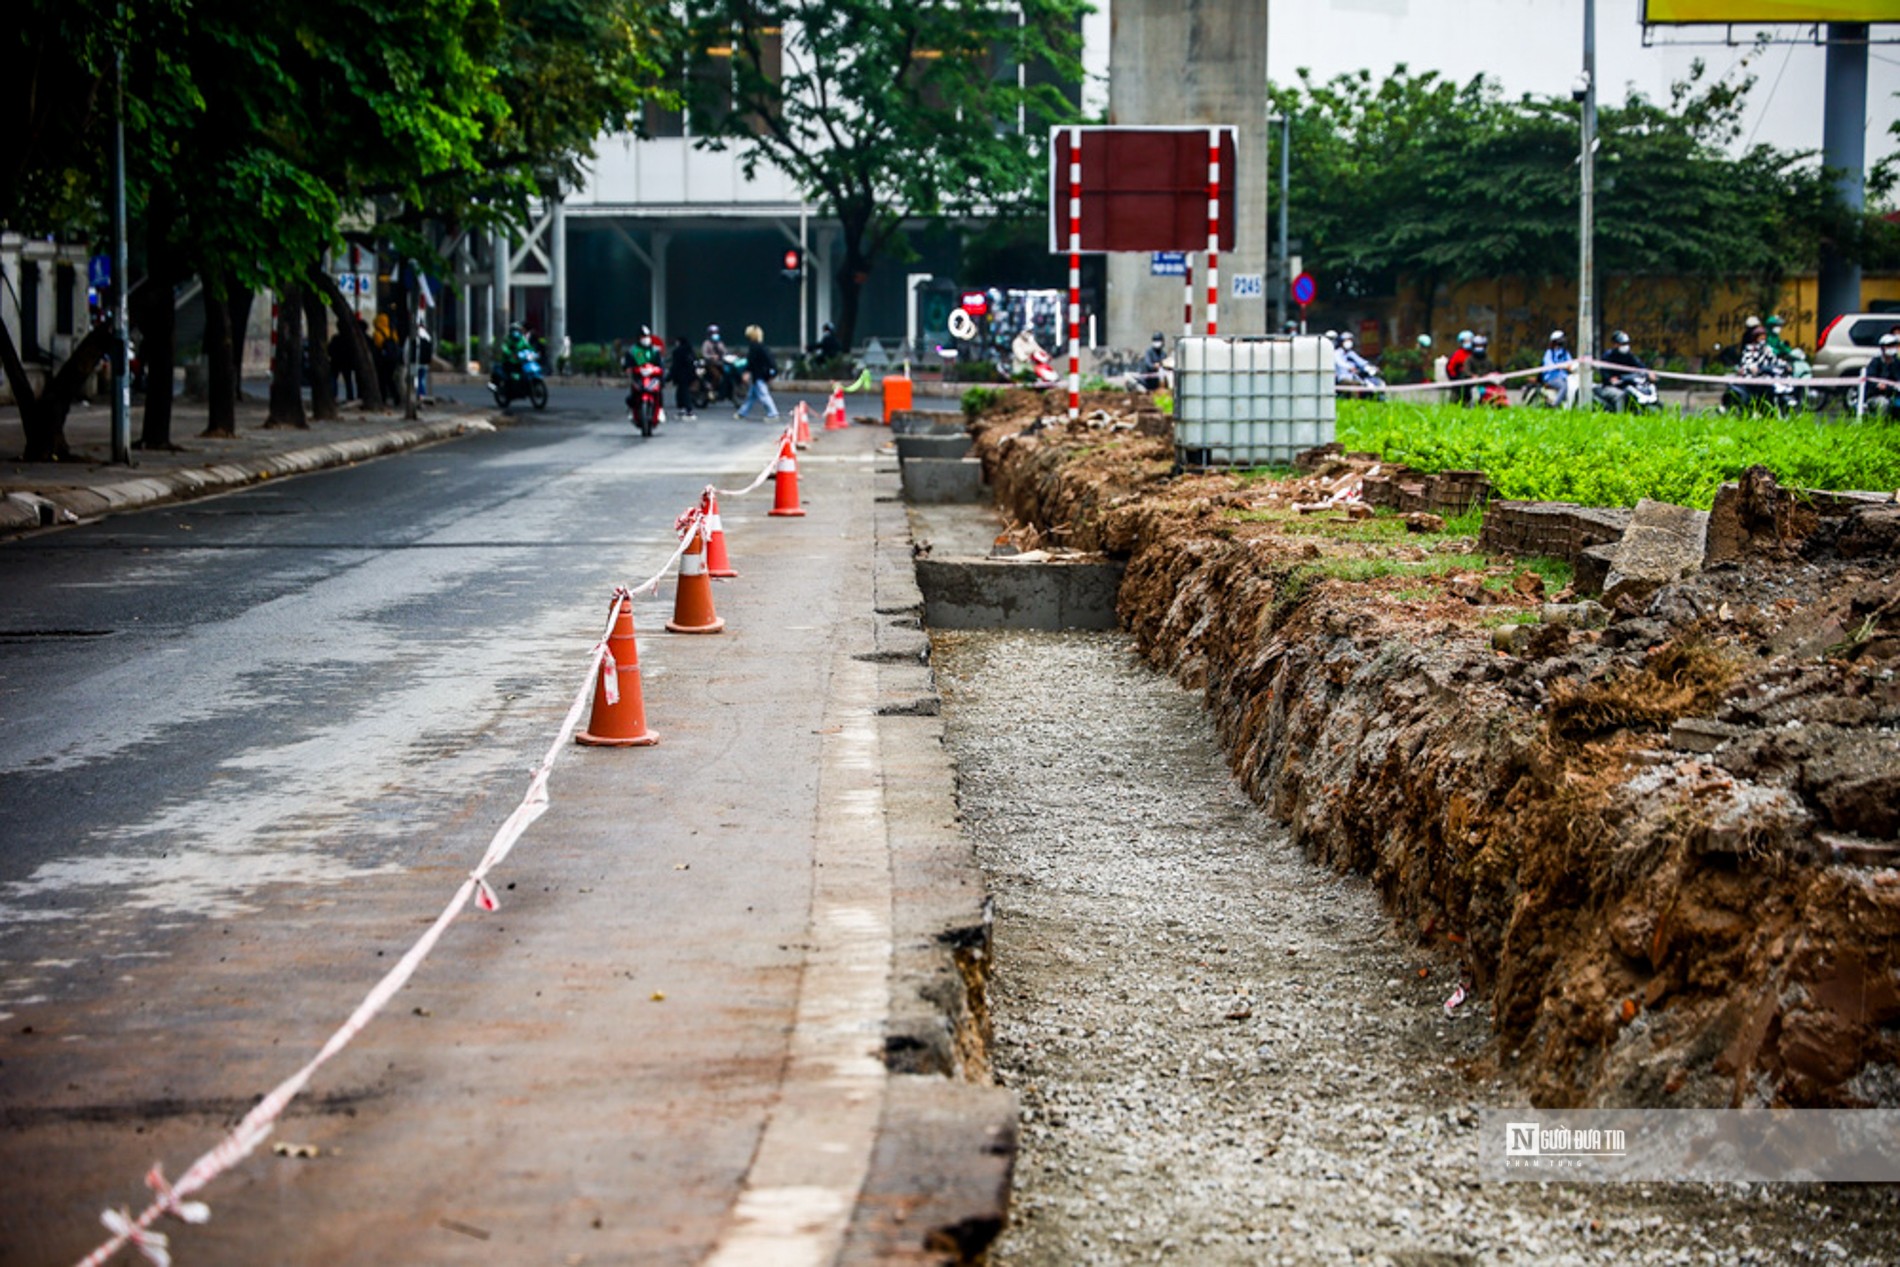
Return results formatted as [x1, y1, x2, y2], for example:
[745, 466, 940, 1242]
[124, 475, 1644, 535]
[1603, 499, 1708, 607]
[916, 557, 1125, 631]
[891, 409, 967, 436]
[901, 458, 987, 505]
[896, 433, 973, 462]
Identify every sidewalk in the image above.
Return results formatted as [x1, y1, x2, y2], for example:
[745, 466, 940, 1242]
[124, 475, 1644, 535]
[0, 394, 496, 536]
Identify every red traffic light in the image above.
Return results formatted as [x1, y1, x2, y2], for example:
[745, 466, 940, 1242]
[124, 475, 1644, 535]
[783, 249, 801, 271]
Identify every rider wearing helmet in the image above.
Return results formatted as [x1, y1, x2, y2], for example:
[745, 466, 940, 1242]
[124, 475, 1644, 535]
[1540, 330, 1576, 405]
[1764, 315, 1794, 361]
[1594, 330, 1653, 412]
[1333, 332, 1378, 388]
[1138, 331, 1169, 391]
[1861, 333, 1900, 419]
[700, 324, 731, 401]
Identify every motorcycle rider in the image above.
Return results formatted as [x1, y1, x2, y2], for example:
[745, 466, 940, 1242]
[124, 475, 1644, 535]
[808, 321, 843, 362]
[1136, 332, 1169, 391]
[1728, 323, 1789, 414]
[1539, 330, 1577, 406]
[1445, 333, 1476, 405]
[1861, 333, 1900, 419]
[1593, 330, 1655, 412]
[700, 324, 731, 401]
[624, 325, 661, 422]
[1764, 315, 1795, 361]
[1463, 334, 1506, 406]
[495, 322, 534, 390]
[1333, 333, 1380, 390]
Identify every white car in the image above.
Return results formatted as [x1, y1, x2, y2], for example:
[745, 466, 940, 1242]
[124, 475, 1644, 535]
[1814, 312, 1900, 380]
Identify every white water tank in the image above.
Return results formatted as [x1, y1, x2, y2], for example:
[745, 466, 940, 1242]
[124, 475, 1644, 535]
[1174, 335, 1335, 467]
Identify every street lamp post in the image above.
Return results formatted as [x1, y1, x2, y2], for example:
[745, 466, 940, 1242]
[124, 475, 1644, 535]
[1269, 113, 1290, 331]
[1577, 0, 1597, 388]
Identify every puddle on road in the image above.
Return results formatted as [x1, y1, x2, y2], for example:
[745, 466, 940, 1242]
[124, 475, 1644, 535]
[935, 630, 1899, 1266]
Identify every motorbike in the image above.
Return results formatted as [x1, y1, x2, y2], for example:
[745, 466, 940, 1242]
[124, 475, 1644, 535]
[1336, 369, 1387, 400]
[1723, 373, 1797, 418]
[490, 348, 549, 410]
[628, 360, 665, 437]
[1593, 374, 1660, 414]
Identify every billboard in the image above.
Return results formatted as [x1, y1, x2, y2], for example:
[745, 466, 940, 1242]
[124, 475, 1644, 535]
[1048, 126, 1239, 255]
[1643, 1, 1900, 21]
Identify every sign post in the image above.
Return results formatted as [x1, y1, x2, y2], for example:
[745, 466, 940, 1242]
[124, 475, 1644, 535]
[1290, 271, 1316, 335]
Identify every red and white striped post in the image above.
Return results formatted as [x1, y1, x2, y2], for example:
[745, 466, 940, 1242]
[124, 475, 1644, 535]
[1205, 129, 1221, 337]
[1182, 252, 1195, 338]
[1067, 126, 1081, 423]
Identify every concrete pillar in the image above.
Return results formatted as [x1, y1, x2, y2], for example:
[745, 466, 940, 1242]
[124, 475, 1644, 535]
[1105, 0, 1269, 348]
[492, 228, 511, 340]
[814, 227, 837, 337]
[650, 230, 671, 335]
[549, 195, 568, 359]
[1818, 24, 1868, 327]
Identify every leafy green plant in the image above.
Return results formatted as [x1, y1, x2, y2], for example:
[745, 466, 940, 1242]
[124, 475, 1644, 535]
[1338, 399, 1900, 508]
[962, 385, 1001, 418]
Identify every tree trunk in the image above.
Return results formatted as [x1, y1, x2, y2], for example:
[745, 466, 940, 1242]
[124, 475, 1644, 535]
[3, 316, 117, 461]
[134, 269, 178, 451]
[203, 283, 237, 436]
[304, 286, 336, 421]
[227, 288, 255, 406]
[310, 267, 384, 409]
[266, 285, 307, 428]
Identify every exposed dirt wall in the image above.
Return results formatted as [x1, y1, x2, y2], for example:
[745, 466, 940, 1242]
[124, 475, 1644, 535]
[969, 390, 1900, 1109]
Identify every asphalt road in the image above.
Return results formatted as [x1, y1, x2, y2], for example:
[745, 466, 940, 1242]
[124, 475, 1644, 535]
[0, 383, 894, 1265]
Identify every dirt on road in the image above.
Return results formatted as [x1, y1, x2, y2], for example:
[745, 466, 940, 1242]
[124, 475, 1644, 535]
[962, 390, 1900, 1113]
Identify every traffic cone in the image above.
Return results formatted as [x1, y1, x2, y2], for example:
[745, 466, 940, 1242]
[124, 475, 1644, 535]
[703, 489, 737, 579]
[793, 401, 813, 450]
[823, 386, 848, 430]
[768, 431, 806, 518]
[576, 600, 659, 747]
[666, 518, 726, 633]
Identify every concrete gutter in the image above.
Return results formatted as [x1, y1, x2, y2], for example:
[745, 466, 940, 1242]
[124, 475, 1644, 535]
[0, 414, 497, 537]
[841, 462, 1017, 1264]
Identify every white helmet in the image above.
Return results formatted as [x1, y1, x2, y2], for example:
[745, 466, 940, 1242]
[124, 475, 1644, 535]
[1339, 334, 1355, 348]
[1549, 330, 1566, 342]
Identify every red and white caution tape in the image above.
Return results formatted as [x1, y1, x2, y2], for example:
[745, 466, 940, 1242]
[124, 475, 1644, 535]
[712, 420, 797, 499]
[75, 412, 809, 1267]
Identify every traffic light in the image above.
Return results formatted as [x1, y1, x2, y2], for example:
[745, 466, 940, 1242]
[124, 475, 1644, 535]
[781, 248, 803, 283]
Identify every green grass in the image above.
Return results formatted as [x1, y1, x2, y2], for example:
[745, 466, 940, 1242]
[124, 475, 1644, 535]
[1337, 399, 1900, 509]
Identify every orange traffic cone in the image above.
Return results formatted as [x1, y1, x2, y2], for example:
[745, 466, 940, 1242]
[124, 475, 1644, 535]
[666, 517, 726, 633]
[768, 431, 806, 518]
[823, 386, 848, 430]
[793, 402, 813, 450]
[703, 489, 737, 579]
[576, 600, 659, 747]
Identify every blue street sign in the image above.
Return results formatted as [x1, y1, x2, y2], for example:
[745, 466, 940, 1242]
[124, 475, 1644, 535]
[1150, 252, 1187, 278]
[89, 255, 112, 289]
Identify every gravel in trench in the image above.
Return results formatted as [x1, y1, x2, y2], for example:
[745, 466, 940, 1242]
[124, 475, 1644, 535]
[933, 630, 1898, 1266]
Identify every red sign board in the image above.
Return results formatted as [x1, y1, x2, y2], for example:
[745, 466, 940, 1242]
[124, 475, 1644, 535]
[960, 291, 989, 315]
[1049, 126, 1239, 255]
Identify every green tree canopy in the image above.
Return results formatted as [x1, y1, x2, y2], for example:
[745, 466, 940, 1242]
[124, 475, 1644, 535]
[677, 0, 1087, 346]
[1269, 61, 1890, 310]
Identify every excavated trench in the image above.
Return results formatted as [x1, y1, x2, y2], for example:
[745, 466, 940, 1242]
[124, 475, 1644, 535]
[935, 629, 1898, 1264]
[903, 392, 1900, 1262]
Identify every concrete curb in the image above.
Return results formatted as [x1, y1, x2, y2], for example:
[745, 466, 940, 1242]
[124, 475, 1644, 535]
[0, 414, 497, 537]
[844, 461, 1017, 1265]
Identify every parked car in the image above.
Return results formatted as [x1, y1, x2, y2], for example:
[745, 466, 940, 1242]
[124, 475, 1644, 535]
[1814, 312, 1900, 379]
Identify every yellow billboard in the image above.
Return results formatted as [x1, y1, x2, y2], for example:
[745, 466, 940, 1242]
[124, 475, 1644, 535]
[1644, 1, 1900, 20]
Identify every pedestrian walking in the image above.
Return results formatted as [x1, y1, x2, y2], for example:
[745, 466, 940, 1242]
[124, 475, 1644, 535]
[669, 334, 698, 419]
[371, 312, 400, 403]
[734, 324, 779, 420]
[329, 323, 356, 402]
